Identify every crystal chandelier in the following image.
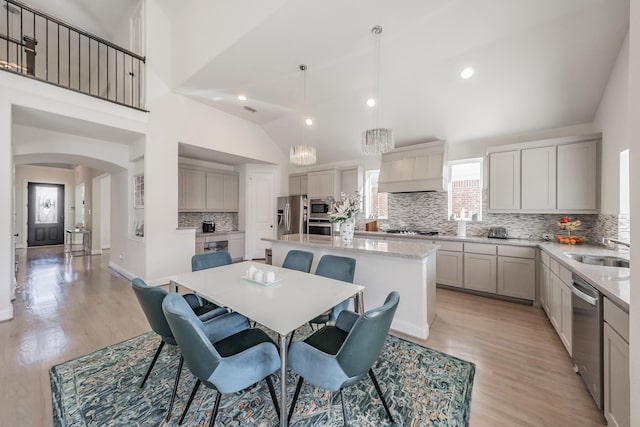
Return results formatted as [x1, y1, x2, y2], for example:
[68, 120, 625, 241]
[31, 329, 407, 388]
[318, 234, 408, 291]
[290, 64, 317, 165]
[362, 25, 394, 155]
[289, 145, 316, 165]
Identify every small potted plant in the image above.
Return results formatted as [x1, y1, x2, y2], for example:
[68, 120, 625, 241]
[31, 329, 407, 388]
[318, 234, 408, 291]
[327, 192, 361, 244]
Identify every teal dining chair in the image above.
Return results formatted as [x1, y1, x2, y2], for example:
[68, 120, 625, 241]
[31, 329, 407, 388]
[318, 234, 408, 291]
[162, 293, 282, 426]
[131, 278, 247, 421]
[191, 251, 233, 272]
[287, 291, 400, 426]
[281, 249, 314, 273]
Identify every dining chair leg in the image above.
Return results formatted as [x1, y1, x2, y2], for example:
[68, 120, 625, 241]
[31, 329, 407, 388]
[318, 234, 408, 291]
[265, 375, 280, 420]
[287, 377, 304, 424]
[140, 340, 165, 388]
[179, 379, 201, 425]
[339, 388, 349, 427]
[287, 329, 296, 351]
[165, 356, 184, 421]
[368, 368, 394, 422]
[208, 391, 222, 427]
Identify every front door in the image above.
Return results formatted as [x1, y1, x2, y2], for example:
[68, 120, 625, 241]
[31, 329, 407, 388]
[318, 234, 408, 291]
[27, 183, 65, 247]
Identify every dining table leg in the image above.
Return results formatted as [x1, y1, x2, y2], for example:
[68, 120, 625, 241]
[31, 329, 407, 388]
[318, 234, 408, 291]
[355, 290, 365, 314]
[279, 333, 288, 427]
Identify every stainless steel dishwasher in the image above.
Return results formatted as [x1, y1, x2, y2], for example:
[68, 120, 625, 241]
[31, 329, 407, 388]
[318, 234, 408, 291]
[571, 273, 603, 409]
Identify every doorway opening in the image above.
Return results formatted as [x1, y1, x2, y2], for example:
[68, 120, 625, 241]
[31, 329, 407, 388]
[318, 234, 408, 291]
[27, 183, 65, 247]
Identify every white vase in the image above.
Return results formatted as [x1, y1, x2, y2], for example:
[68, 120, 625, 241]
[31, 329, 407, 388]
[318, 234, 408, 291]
[339, 219, 355, 244]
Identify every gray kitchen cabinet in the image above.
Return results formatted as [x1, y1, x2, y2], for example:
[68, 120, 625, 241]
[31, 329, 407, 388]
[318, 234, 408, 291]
[540, 261, 550, 314]
[489, 150, 520, 211]
[436, 241, 464, 288]
[180, 168, 206, 211]
[288, 174, 308, 196]
[497, 256, 535, 300]
[464, 252, 497, 293]
[341, 167, 361, 196]
[307, 169, 340, 199]
[195, 236, 205, 255]
[521, 145, 556, 210]
[488, 134, 600, 213]
[228, 233, 245, 261]
[603, 298, 630, 427]
[547, 257, 572, 355]
[205, 172, 239, 212]
[557, 140, 598, 211]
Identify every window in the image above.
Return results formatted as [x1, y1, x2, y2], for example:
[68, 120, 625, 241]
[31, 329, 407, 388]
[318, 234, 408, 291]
[448, 158, 483, 221]
[365, 170, 388, 219]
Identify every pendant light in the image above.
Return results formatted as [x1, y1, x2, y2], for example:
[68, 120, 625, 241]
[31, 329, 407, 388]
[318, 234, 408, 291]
[362, 25, 394, 155]
[290, 64, 317, 165]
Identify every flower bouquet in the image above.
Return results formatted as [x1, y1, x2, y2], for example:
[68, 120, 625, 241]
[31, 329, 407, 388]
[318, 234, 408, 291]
[327, 192, 361, 244]
[327, 192, 362, 223]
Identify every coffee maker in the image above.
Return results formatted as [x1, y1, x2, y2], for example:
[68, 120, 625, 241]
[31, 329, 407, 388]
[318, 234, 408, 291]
[202, 221, 215, 233]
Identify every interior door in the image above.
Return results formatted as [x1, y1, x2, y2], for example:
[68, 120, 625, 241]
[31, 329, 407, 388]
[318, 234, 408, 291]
[249, 171, 275, 259]
[27, 183, 65, 247]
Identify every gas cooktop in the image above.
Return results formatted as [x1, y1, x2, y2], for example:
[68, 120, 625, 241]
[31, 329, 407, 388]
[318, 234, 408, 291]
[385, 229, 439, 236]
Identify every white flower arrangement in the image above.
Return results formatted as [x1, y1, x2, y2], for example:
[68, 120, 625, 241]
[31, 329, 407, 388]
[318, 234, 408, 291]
[327, 192, 361, 223]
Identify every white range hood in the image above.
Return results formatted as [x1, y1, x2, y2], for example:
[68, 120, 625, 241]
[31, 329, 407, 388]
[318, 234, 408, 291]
[378, 141, 446, 193]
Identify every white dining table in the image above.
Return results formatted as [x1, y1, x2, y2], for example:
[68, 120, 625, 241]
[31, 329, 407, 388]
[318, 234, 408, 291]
[170, 261, 365, 427]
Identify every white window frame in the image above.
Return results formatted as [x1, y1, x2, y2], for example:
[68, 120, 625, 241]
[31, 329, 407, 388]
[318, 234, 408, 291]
[365, 169, 388, 219]
[447, 157, 483, 221]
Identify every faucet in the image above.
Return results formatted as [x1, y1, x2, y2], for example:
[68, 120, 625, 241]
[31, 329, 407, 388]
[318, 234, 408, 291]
[602, 237, 630, 249]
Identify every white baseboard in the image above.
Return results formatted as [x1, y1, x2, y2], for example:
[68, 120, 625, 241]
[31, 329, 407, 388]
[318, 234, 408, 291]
[391, 318, 429, 340]
[0, 305, 14, 322]
[109, 262, 135, 281]
[91, 249, 103, 255]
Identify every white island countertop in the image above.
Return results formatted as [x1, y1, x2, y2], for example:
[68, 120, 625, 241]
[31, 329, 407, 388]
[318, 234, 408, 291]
[263, 233, 440, 260]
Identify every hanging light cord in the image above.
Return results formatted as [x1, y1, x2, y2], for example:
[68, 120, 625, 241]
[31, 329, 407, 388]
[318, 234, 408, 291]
[372, 25, 383, 127]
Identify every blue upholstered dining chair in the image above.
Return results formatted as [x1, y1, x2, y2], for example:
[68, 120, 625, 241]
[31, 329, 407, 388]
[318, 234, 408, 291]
[310, 254, 357, 325]
[281, 249, 314, 273]
[131, 278, 246, 421]
[287, 291, 400, 426]
[162, 293, 282, 426]
[191, 251, 233, 272]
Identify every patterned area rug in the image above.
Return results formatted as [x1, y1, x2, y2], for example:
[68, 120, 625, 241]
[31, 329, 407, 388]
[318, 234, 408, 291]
[50, 329, 475, 426]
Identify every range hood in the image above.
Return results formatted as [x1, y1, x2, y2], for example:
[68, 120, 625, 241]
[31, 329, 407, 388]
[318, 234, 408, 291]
[378, 141, 446, 193]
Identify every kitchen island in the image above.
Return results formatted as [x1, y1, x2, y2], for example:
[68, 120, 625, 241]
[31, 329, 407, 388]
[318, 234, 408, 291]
[262, 234, 439, 339]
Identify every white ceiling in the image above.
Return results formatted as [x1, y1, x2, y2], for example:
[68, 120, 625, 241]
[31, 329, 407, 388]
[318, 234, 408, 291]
[176, 0, 629, 165]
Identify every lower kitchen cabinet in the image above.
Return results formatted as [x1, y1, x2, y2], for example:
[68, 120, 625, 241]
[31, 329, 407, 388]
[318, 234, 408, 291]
[436, 241, 464, 288]
[228, 233, 245, 261]
[464, 253, 497, 293]
[544, 255, 572, 356]
[497, 254, 535, 300]
[603, 298, 630, 427]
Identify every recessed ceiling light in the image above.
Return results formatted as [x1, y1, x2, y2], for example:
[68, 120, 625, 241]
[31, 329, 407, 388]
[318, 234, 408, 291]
[460, 67, 475, 79]
[366, 98, 376, 107]
[305, 118, 313, 126]
[237, 95, 247, 101]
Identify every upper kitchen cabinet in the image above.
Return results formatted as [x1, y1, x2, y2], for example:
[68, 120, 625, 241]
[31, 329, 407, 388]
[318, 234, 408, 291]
[179, 166, 239, 212]
[179, 168, 206, 211]
[288, 174, 308, 196]
[557, 141, 597, 211]
[307, 169, 341, 199]
[489, 150, 521, 211]
[341, 167, 363, 196]
[488, 134, 600, 214]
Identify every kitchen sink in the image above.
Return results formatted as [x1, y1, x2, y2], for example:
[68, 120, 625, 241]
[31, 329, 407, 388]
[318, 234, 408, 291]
[565, 253, 630, 268]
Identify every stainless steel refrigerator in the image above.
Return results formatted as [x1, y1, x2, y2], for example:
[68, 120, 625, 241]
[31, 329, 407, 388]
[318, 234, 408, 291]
[277, 196, 307, 237]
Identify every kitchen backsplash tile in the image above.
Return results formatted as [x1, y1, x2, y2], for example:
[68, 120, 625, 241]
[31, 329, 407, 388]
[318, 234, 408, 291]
[179, 212, 238, 231]
[377, 191, 622, 244]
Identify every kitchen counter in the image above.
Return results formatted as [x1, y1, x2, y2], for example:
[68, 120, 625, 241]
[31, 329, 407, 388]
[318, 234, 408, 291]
[263, 234, 439, 339]
[355, 230, 630, 311]
[264, 233, 439, 259]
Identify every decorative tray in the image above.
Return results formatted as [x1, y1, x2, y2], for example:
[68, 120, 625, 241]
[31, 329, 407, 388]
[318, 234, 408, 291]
[241, 276, 281, 286]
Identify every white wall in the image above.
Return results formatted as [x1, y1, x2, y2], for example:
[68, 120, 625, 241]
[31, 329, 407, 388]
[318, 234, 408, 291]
[0, 98, 13, 320]
[594, 34, 630, 215]
[100, 175, 111, 249]
[628, 1, 639, 424]
[14, 165, 75, 249]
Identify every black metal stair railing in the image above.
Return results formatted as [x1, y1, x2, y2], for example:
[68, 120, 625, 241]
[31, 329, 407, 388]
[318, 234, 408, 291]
[1, 0, 146, 111]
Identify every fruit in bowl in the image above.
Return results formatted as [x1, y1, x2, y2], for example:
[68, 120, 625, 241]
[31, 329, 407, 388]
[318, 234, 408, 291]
[557, 235, 585, 245]
[558, 218, 581, 231]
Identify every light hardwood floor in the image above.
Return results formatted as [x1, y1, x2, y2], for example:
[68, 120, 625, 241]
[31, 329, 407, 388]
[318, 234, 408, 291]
[0, 247, 604, 426]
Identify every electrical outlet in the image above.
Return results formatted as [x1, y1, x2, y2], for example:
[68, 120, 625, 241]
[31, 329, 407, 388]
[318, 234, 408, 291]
[119, 253, 125, 260]
[542, 233, 554, 241]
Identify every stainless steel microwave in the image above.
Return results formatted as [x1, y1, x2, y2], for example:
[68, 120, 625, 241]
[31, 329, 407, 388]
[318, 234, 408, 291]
[309, 199, 330, 215]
